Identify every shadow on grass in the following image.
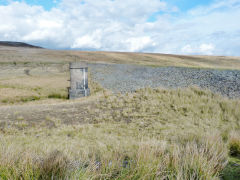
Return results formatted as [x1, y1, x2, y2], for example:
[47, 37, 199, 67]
[222, 156, 240, 180]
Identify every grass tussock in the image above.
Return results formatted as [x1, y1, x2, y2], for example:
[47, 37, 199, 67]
[48, 93, 68, 99]
[0, 86, 239, 179]
[229, 131, 240, 157]
[0, 132, 228, 179]
[88, 87, 240, 136]
[1, 47, 240, 179]
[1, 96, 41, 104]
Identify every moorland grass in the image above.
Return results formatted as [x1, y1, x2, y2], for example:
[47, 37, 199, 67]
[0, 87, 239, 179]
[0, 69, 102, 105]
[1, 46, 240, 179]
[0, 126, 229, 179]
[229, 131, 240, 157]
[1, 46, 240, 69]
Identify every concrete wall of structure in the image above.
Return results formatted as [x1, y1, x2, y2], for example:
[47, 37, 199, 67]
[69, 62, 90, 99]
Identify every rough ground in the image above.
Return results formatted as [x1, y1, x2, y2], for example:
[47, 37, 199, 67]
[89, 63, 240, 99]
[0, 97, 98, 129]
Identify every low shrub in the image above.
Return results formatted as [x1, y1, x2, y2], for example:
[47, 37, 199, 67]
[1, 96, 41, 104]
[20, 96, 41, 102]
[229, 131, 240, 157]
[38, 150, 70, 179]
[48, 93, 67, 99]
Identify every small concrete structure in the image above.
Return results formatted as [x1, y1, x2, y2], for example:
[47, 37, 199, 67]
[68, 62, 90, 99]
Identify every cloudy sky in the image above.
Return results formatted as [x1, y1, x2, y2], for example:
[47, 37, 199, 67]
[0, 0, 240, 56]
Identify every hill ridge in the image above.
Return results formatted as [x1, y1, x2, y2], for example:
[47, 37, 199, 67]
[0, 41, 42, 48]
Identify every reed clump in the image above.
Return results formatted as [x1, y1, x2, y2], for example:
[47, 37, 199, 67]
[0, 132, 228, 179]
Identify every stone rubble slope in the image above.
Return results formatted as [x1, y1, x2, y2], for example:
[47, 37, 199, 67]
[89, 63, 240, 99]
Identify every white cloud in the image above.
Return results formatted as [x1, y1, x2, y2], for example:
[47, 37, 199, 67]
[199, 44, 215, 55]
[125, 36, 156, 52]
[71, 30, 102, 49]
[181, 45, 193, 54]
[181, 43, 215, 55]
[0, 0, 239, 55]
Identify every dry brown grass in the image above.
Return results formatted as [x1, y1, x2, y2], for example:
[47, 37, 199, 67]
[0, 45, 240, 179]
[0, 74, 68, 105]
[0, 86, 239, 179]
[0, 64, 103, 105]
[0, 125, 229, 179]
[1, 46, 240, 69]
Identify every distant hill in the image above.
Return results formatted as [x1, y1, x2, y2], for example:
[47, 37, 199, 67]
[0, 43, 240, 70]
[0, 41, 42, 48]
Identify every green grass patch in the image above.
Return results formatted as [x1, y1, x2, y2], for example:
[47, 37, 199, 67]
[229, 132, 240, 157]
[1, 96, 41, 104]
[222, 157, 240, 180]
[48, 93, 68, 99]
[20, 96, 41, 102]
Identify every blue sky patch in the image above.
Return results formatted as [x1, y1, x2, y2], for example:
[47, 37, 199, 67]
[167, 0, 212, 11]
[147, 11, 165, 22]
[23, 0, 61, 10]
[0, 0, 213, 11]
[0, 0, 61, 10]
[147, 0, 213, 22]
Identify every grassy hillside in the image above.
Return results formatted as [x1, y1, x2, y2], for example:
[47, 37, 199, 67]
[0, 45, 240, 179]
[0, 41, 42, 48]
[0, 87, 240, 179]
[1, 45, 240, 69]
